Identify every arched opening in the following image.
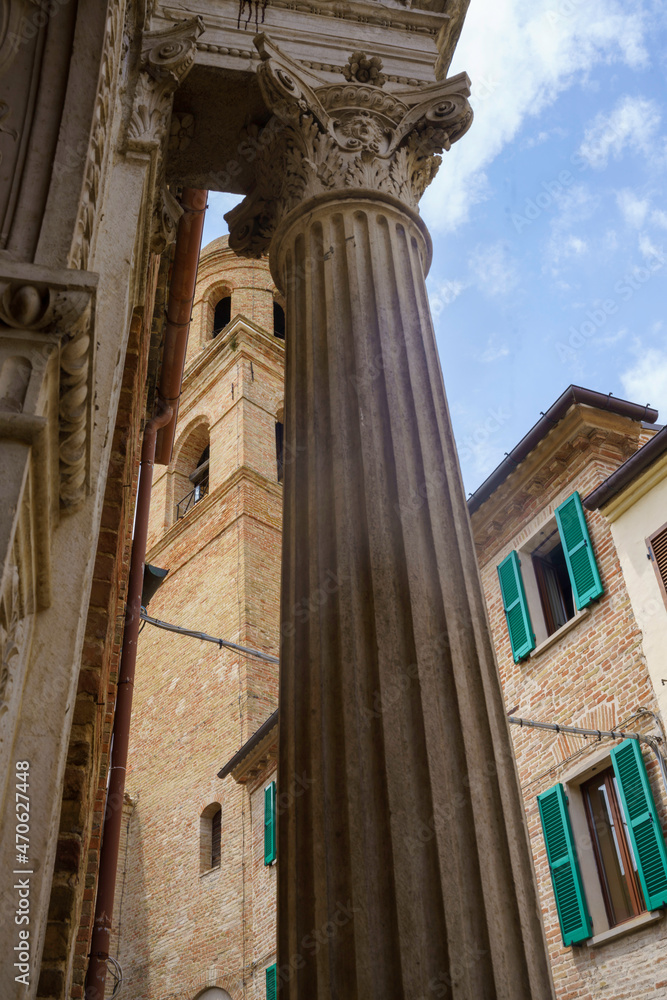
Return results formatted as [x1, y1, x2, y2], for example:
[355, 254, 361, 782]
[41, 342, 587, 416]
[172, 423, 210, 522]
[195, 989, 232, 1000]
[273, 301, 285, 340]
[200, 802, 222, 874]
[213, 296, 232, 338]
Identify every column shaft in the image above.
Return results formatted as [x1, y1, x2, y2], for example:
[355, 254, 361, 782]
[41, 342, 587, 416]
[275, 196, 553, 999]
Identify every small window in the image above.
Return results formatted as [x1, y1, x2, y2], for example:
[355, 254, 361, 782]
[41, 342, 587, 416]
[582, 767, 645, 927]
[647, 521, 667, 611]
[275, 422, 284, 484]
[531, 529, 575, 636]
[273, 302, 285, 340]
[213, 296, 231, 338]
[200, 803, 222, 873]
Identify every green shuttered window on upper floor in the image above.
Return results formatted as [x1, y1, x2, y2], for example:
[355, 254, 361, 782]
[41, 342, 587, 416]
[610, 739, 667, 911]
[264, 780, 277, 865]
[537, 783, 592, 945]
[266, 963, 277, 1000]
[497, 550, 535, 662]
[554, 491, 604, 609]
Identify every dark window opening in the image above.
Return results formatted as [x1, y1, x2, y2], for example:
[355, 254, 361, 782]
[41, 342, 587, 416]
[213, 296, 231, 337]
[275, 422, 284, 483]
[273, 302, 285, 340]
[211, 807, 221, 868]
[532, 533, 575, 636]
[582, 767, 645, 927]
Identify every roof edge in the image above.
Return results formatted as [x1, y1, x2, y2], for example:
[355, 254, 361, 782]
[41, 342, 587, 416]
[218, 709, 278, 781]
[584, 424, 667, 511]
[466, 386, 658, 517]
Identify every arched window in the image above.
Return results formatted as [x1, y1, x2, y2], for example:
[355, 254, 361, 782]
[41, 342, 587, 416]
[195, 989, 232, 1000]
[173, 423, 210, 522]
[213, 296, 232, 338]
[200, 803, 222, 873]
[190, 445, 209, 503]
[273, 302, 285, 340]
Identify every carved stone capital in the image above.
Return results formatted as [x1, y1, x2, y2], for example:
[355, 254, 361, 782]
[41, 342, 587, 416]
[227, 34, 472, 257]
[128, 16, 204, 151]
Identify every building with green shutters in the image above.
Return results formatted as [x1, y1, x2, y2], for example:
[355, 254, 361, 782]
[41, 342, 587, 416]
[468, 386, 667, 998]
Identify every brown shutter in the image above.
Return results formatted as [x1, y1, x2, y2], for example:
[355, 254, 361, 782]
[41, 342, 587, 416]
[647, 522, 667, 610]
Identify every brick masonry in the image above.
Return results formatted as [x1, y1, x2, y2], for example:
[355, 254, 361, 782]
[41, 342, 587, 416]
[111, 239, 282, 1000]
[470, 404, 667, 1000]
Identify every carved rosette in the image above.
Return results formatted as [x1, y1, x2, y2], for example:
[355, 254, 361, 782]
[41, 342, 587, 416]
[227, 35, 473, 257]
[0, 274, 95, 512]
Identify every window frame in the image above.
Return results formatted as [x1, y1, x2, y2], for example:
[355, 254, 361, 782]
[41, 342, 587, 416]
[647, 520, 667, 612]
[580, 766, 646, 928]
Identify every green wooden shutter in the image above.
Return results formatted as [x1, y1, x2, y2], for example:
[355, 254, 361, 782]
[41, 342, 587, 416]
[537, 784, 592, 945]
[266, 963, 277, 1000]
[264, 781, 277, 865]
[497, 551, 535, 662]
[610, 739, 667, 910]
[555, 492, 603, 609]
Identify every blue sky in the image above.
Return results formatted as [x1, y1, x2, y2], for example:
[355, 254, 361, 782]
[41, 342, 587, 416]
[201, 0, 667, 494]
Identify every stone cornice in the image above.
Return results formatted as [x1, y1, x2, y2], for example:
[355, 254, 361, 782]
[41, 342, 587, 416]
[148, 465, 282, 563]
[182, 312, 284, 387]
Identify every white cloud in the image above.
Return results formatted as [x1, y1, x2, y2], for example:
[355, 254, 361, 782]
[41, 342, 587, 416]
[421, 0, 650, 233]
[652, 209, 667, 229]
[429, 277, 469, 314]
[480, 338, 511, 363]
[469, 241, 519, 296]
[546, 184, 596, 266]
[638, 233, 666, 260]
[616, 189, 650, 228]
[577, 95, 661, 169]
[621, 347, 667, 409]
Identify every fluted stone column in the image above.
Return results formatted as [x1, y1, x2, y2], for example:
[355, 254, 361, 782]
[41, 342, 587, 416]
[228, 37, 554, 1000]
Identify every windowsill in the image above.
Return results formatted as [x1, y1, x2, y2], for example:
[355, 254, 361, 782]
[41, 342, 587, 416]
[529, 607, 590, 659]
[200, 864, 221, 878]
[586, 909, 663, 948]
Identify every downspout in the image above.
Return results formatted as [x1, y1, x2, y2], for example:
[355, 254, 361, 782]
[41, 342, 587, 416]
[85, 188, 207, 1000]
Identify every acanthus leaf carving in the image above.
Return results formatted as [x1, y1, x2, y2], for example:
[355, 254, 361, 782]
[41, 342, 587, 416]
[226, 34, 472, 258]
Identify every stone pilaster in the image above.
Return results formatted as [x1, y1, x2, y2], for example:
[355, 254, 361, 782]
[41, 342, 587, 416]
[228, 37, 554, 999]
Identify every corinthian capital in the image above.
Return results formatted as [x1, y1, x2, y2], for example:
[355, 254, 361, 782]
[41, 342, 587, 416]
[227, 35, 473, 258]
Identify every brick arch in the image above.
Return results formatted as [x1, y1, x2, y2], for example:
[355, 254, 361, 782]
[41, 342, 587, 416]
[166, 417, 211, 526]
[176, 968, 243, 1000]
[204, 278, 235, 344]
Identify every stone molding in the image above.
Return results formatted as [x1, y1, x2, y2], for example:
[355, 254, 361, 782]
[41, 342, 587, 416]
[226, 34, 472, 257]
[0, 263, 97, 513]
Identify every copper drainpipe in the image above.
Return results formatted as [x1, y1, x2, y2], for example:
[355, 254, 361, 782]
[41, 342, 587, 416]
[85, 188, 207, 1000]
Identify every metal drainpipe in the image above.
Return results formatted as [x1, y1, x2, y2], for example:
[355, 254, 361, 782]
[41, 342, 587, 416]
[84, 188, 207, 1000]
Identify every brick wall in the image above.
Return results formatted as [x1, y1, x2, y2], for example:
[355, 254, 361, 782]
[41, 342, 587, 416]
[111, 247, 283, 1000]
[471, 406, 667, 1000]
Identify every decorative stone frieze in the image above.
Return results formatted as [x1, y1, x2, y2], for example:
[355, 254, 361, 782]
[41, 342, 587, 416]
[227, 35, 472, 257]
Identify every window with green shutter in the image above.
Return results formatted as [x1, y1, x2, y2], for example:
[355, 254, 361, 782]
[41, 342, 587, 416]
[497, 551, 535, 661]
[537, 783, 592, 945]
[554, 492, 603, 609]
[610, 739, 667, 911]
[264, 780, 277, 865]
[266, 963, 277, 1000]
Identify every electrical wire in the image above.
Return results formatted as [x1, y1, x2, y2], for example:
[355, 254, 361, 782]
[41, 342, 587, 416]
[139, 609, 279, 664]
[107, 955, 123, 997]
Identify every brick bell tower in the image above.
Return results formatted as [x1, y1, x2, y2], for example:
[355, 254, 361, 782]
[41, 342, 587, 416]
[108, 237, 284, 999]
